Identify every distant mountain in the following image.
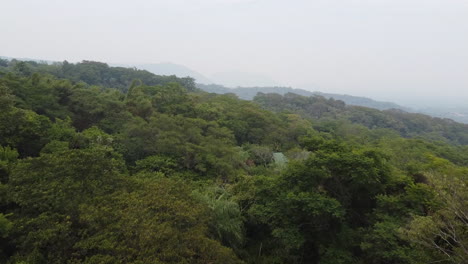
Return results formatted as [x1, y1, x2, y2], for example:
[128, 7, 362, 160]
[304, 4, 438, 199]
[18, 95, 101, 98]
[198, 83, 468, 124]
[197, 84, 307, 100]
[210, 71, 279, 87]
[314, 92, 411, 111]
[197, 83, 410, 111]
[417, 107, 468, 124]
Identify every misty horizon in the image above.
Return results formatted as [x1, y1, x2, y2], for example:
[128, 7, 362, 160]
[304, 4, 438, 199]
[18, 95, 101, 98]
[1, 0, 467, 108]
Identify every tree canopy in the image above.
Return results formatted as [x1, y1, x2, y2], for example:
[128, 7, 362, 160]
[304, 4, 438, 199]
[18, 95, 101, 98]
[0, 59, 466, 264]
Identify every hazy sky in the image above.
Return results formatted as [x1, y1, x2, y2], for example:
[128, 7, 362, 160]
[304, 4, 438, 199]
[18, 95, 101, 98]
[1, 0, 467, 107]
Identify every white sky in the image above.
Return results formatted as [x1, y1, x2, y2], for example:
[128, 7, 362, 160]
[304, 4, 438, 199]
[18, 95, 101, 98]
[1, 0, 467, 106]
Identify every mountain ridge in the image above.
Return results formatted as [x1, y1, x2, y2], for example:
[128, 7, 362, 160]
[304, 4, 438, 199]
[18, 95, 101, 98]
[3, 56, 466, 123]
[196, 83, 411, 111]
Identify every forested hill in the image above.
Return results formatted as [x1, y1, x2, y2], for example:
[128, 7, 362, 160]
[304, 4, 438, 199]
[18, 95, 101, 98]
[197, 83, 468, 125]
[0, 58, 467, 263]
[254, 92, 468, 145]
[197, 83, 407, 111]
[0, 58, 197, 92]
[1, 58, 467, 145]
[197, 83, 468, 145]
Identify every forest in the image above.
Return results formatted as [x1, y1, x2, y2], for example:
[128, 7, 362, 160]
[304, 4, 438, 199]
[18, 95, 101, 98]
[196, 83, 406, 111]
[0, 59, 467, 264]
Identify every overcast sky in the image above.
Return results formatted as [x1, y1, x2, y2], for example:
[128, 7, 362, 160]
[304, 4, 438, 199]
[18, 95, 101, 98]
[1, 0, 467, 107]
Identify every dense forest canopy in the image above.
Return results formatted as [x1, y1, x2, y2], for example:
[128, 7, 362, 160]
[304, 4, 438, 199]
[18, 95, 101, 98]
[0, 59, 467, 264]
[253, 92, 468, 145]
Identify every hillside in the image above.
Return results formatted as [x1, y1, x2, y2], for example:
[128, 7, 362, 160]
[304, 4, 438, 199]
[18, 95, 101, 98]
[197, 83, 408, 111]
[197, 83, 468, 125]
[0, 58, 197, 92]
[0, 59, 467, 264]
[254, 92, 468, 145]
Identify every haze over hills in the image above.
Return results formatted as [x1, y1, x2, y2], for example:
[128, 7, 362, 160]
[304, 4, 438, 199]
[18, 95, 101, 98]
[105, 61, 468, 124]
[3, 55, 399, 111]
[127, 62, 468, 124]
[418, 107, 468, 124]
[209, 71, 280, 87]
[129, 63, 213, 85]
[126, 64, 281, 88]
[110, 61, 468, 124]
[1, 56, 214, 84]
[196, 83, 468, 124]
[196, 83, 410, 111]
[2, 55, 468, 124]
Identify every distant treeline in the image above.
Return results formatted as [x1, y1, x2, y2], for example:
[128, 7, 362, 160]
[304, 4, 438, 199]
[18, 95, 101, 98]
[196, 83, 407, 110]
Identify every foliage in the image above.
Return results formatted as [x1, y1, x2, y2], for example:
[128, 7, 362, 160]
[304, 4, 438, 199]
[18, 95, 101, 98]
[193, 187, 245, 249]
[75, 176, 243, 264]
[402, 166, 468, 264]
[0, 60, 466, 263]
[254, 92, 468, 145]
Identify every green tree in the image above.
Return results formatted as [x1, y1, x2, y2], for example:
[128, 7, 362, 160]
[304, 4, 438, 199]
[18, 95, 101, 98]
[0, 107, 51, 157]
[194, 187, 244, 249]
[402, 166, 468, 263]
[75, 176, 243, 264]
[8, 147, 125, 263]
